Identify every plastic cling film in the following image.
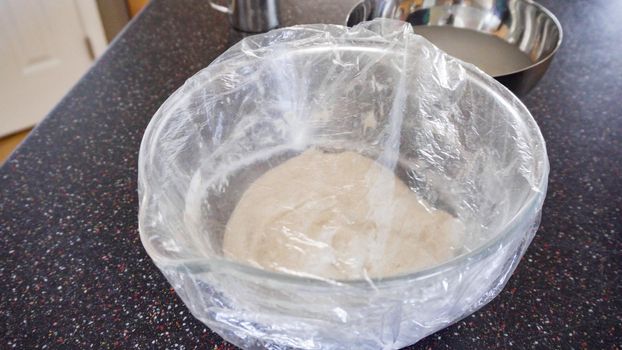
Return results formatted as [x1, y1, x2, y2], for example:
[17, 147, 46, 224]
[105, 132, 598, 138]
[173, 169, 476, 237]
[222, 149, 466, 280]
[138, 19, 548, 349]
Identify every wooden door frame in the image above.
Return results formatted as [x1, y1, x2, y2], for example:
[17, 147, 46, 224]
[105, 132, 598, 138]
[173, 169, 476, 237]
[74, 0, 108, 58]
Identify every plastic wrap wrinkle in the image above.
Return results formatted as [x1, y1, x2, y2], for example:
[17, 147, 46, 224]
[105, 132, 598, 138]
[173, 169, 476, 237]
[138, 19, 549, 349]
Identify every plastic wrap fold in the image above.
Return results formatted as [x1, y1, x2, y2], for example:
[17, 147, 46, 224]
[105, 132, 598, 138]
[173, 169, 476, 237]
[138, 19, 549, 349]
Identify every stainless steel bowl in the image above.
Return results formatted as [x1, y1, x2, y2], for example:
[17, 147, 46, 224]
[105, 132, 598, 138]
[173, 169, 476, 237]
[346, 0, 562, 95]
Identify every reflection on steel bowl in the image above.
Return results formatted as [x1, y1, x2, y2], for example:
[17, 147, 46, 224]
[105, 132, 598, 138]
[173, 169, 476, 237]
[347, 0, 562, 95]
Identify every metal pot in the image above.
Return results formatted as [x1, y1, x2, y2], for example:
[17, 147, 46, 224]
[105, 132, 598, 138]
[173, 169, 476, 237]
[346, 0, 562, 95]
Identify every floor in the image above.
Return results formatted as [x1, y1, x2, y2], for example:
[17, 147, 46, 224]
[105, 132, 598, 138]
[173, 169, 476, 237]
[0, 129, 31, 164]
[128, 0, 150, 17]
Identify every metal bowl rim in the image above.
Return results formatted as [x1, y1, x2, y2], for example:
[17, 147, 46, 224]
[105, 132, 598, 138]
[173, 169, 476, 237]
[344, 0, 564, 77]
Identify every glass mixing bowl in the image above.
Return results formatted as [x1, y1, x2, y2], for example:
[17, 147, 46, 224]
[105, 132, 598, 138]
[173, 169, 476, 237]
[138, 20, 549, 349]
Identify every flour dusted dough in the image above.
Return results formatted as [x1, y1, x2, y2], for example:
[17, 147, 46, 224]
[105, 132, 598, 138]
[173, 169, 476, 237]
[223, 150, 463, 279]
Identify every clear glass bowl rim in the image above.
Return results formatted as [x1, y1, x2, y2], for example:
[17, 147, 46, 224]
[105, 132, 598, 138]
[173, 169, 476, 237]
[139, 42, 549, 289]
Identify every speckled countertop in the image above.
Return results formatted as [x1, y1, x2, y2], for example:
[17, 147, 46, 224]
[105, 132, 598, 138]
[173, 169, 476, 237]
[1, 0, 620, 349]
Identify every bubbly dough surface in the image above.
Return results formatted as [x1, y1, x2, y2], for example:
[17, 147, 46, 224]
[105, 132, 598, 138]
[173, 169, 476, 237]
[223, 149, 463, 279]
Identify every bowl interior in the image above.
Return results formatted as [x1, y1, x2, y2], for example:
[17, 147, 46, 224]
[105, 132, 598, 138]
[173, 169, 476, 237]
[347, 0, 562, 77]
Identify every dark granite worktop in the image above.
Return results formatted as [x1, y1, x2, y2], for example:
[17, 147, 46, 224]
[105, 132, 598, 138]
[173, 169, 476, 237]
[1, 0, 620, 348]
